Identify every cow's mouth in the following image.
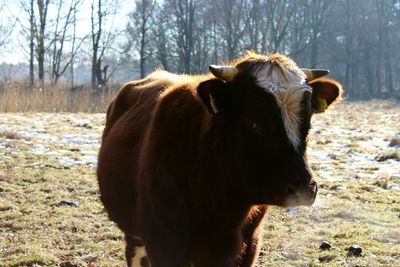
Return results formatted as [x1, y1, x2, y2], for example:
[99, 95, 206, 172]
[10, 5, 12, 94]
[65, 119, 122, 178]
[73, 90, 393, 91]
[281, 180, 318, 207]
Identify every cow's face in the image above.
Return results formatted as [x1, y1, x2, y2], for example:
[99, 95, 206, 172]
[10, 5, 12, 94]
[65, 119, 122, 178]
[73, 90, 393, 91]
[198, 52, 342, 208]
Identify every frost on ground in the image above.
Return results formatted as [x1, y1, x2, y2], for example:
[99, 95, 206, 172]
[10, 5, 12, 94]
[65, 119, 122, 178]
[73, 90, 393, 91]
[0, 101, 399, 266]
[0, 113, 103, 169]
[309, 101, 400, 182]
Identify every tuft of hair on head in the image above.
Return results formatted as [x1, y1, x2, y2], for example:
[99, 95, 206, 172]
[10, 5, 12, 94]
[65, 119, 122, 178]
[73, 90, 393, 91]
[266, 54, 306, 82]
[233, 50, 268, 67]
[245, 53, 306, 92]
[244, 50, 265, 59]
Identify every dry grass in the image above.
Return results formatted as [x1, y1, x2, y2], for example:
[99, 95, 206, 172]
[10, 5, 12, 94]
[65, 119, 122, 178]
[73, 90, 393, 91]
[389, 137, 400, 147]
[0, 130, 28, 140]
[0, 100, 399, 266]
[375, 151, 400, 162]
[0, 81, 118, 113]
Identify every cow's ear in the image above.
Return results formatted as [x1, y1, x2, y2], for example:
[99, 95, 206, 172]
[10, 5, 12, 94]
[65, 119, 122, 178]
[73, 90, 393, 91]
[309, 78, 343, 113]
[197, 79, 229, 115]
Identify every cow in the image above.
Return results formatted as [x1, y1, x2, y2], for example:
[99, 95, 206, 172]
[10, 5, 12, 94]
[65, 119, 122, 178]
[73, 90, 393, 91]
[97, 51, 342, 267]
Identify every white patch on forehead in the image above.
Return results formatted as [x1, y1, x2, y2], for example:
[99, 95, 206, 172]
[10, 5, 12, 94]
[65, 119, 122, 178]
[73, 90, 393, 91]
[254, 63, 309, 149]
[254, 58, 306, 91]
[131, 246, 149, 267]
[275, 87, 307, 148]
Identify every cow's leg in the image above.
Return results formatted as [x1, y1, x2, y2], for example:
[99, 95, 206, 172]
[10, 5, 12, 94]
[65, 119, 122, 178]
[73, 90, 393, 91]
[195, 255, 237, 267]
[143, 237, 188, 267]
[237, 205, 268, 267]
[125, 235, 150, 267]
[192, 228, 244, 267]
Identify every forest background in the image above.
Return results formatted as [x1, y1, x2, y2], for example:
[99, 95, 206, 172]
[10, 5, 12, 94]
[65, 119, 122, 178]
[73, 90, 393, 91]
[0, 0, 399, 107]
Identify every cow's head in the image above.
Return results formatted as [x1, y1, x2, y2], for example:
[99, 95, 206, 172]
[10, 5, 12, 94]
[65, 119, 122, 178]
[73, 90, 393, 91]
[197, 52, 342, 208]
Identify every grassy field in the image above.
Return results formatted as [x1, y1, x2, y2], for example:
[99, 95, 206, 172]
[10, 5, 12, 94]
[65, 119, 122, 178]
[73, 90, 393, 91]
[0, 100, 399, 267]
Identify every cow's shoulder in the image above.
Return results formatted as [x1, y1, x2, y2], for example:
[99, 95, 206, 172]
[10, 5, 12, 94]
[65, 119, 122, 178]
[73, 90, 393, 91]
[107, 70, 208, 121]
[103, 75, 167, 138]
[103, 70, 209, 138]
[152, 77, 210, 127]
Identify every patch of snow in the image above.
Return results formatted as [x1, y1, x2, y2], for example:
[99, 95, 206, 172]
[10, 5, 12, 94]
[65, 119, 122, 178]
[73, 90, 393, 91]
[59, 156, 76, 166]
[287, 208, 300, 215]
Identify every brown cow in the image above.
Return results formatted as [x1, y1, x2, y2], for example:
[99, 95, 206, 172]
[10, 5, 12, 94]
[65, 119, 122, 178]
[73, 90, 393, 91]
[97, 52, 342, 267]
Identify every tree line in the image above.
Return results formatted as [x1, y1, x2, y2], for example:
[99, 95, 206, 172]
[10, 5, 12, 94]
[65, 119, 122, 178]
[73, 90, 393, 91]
[1, 0, 400, 99]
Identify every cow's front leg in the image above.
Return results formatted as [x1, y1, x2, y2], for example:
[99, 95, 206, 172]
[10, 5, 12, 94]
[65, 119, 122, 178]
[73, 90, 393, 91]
[237, 205, 268, 267]
[141, 225, 190, 267]
[194, 254, 237, 267]
[191, 228, 243, 267]
[144, 240, 188, 267]
[125, 235, 151, 267]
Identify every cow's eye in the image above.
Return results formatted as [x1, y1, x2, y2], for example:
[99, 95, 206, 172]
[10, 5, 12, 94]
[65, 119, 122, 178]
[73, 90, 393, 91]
[247, 120, 262, 135]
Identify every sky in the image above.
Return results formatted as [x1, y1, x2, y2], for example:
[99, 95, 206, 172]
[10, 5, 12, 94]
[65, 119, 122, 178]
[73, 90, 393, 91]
[0, 0, 131, 64]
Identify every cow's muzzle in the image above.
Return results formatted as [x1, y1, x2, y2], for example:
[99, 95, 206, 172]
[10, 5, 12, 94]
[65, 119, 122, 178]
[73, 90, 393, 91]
[283, 179, 318, 207]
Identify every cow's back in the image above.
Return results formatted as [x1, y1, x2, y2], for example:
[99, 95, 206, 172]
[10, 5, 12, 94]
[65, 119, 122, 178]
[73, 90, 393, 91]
[97, 78, 166, 235]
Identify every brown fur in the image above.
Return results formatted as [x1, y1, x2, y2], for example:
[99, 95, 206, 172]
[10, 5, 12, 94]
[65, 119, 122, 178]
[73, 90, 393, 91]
[97, 52, 342, 267]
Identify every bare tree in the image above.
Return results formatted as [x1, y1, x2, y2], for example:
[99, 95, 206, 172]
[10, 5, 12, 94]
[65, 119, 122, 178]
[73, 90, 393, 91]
[307, 0, 332, 68]
[375, 0, 396, 95]
[50, 0, 83, 84]
[20, 0, 50, 87]
[9, 0, 399, 99]
[210, 0, 220, 63]
[126, 0, 156, 78]
[217, 0, 252, 60]
[91, 0, 104, 89]
[0, 3, 15, 50]
[90, 0, 118, 90]
[264, 0, 297, 53]
[165, 0, 196, 73]
[191, 3, 214, 73]
[152, 10, 171, 71]
[19, 0, 36, 87]
[29, 0, 35, 88]
[35, 0, 50, 86]
[70, 0, 82, 87]
[343, 0, 358, 96]
[287, 0, 312, 61]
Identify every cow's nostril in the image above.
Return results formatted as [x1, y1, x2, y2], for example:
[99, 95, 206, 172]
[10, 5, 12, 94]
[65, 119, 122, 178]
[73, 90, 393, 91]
[286, 185, 295, 195]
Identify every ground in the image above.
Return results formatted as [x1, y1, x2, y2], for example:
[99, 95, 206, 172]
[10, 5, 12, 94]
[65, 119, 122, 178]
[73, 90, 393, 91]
[0, 100, 399, 267]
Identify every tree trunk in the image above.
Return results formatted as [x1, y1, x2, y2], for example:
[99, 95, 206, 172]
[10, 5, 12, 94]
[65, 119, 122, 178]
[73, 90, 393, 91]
[91, 0, 103, 91]
[383, 9, 394, 94]
[29, 0, 35, 88]
[344, 0, 352, 96]
[37, 0, 49, 87]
